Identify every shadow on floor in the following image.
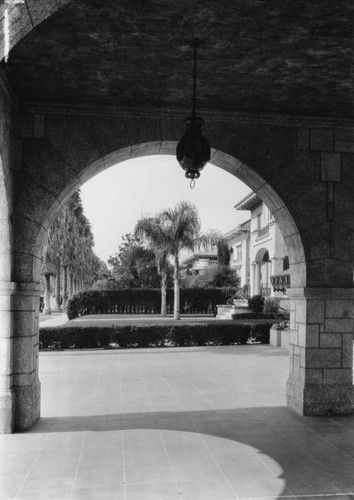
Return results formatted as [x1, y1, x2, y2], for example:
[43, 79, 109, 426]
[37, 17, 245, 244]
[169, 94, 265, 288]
[30, 406, 354, 499]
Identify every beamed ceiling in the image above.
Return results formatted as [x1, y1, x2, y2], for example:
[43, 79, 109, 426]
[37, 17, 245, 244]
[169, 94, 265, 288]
[2, 0, 353, 117]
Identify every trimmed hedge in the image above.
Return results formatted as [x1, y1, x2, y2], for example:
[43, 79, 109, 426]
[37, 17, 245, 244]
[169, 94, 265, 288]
[66, 288, 237, 320]
[251, 323, 271, 344]
[39, 322, 271, 350]
[248, 294, 265, 313]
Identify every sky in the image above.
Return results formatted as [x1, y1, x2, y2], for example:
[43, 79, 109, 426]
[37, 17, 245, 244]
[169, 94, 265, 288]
[80, 155, 252, 263]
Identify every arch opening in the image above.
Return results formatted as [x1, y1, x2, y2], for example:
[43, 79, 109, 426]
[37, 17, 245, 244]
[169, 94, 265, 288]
[33, 142, 306, 294]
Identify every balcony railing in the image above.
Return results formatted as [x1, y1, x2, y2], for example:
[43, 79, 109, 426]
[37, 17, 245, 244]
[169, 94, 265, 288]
[255, 225, 269, 240]
[270, 274, 290, 292]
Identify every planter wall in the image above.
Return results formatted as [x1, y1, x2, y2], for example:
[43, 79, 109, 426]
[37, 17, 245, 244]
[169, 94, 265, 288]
[270, 326, 289, 349]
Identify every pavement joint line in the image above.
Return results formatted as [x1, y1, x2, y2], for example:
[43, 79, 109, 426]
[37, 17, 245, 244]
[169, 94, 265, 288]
[157, 427, 181, 495]
[70, 429, 88, 497]
[199, 427, 255, 499]
[237, 495, 354, 499]
[14, 431, 49, 498]
[119, 356, 128, 500]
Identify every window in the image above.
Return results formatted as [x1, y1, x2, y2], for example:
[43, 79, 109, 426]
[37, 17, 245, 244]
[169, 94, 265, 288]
[257, 214, 261, 229]
[283, 256, 289, 271]
[266, 206, 272, 222]
[236, 244, 242, 261]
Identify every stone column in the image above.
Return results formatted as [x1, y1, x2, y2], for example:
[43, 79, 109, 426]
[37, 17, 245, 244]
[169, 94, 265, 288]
[0, 282, 14, 433]
[43, 273, 51, 314]
[0, 282, 41, 432]
[254, 262, 261, 295]
[286, 287, 354, 415]
[250, 262, 255, 296]
[54, 265, 61, 311]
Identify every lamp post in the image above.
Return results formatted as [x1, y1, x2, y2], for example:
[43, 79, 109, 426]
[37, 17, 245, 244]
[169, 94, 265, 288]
[176, 40, 211, 188]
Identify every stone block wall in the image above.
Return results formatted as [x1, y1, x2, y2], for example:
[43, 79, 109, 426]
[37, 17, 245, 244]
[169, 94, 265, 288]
[0, 76, 41, 432]
[0, 74, 15, 433]
[287, 287, 354, 415]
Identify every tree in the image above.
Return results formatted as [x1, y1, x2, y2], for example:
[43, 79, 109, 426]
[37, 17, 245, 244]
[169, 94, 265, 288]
[108, 234, 160, 289]
[44, 209, 65, 311]
[134, 216, 172, 316]
[209, 265, 240, 287]
[42, 190, 103, 309]
[156, 201, 218, 320]
[217, 239, 232, 266]
[91, 255, 109, 283]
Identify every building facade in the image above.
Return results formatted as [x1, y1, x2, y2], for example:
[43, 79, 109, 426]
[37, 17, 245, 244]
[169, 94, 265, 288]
[180, 250, 218, 275]
[234, 193, 289, 297]
[223, 220, 251, 291]
[182, 192, 290, 299]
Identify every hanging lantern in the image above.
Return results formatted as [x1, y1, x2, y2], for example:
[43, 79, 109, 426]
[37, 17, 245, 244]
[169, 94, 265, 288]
[176, 40, 210, 188]
[176, 116, 211, 181]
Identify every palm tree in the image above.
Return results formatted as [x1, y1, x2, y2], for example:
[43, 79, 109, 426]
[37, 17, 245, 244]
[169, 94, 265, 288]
[45, 210, 65, 311]
[157, 201, 219, 320]
[134, 217, 171, 316]
[42, 190, 98, 308]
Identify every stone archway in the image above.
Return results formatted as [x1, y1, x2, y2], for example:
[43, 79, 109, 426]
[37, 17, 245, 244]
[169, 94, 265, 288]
[18, 139, 305, 435]
[2, 108, 354, 432]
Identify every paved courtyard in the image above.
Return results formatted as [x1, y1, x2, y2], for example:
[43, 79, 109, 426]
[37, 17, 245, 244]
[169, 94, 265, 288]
[1, 342, 354, 500]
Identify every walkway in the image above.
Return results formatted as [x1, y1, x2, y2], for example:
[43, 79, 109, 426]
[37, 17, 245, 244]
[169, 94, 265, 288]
[1, 344, 354, 499]
[39, 311, 69, 327]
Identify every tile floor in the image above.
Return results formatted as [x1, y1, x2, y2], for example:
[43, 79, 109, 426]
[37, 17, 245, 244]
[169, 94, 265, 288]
[1, 344, 354, 499]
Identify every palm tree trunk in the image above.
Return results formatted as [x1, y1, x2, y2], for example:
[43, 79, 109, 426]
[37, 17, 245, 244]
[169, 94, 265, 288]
[44, 273, 52, 314]
[54, 262, 62, 311]
[69, 272, 73, 297]
[63, 265, 68, 308]
[160, 271, 167, 317]
[173, 255, 180, 320]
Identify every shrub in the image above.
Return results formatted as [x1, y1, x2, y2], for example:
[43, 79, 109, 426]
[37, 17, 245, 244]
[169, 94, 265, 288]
[39, 326, 112, 350]
[247, 294, 265, 313]
[39, 321, 262, 350]
[66, 287, 238, 319]
[263, 297, 280, 313]
[226, 285, 250, 304]
[272, 321, 289, 331]
[250, 324, 271, 344]
[167, 325, 194, 346]
[216, 324, 250, 345]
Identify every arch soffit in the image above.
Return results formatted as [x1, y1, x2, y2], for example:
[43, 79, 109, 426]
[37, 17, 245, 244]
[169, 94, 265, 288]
[0, 0, 72, 62]
[32, 141, 305, 281]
